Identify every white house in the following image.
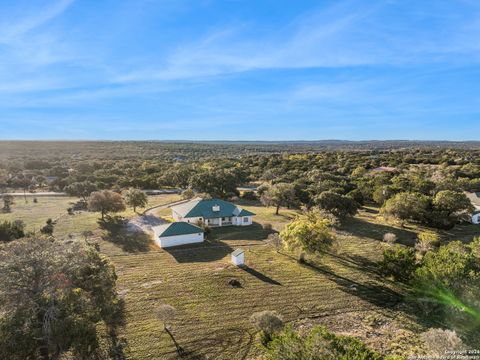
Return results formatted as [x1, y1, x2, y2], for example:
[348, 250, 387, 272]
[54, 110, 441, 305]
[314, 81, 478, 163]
[152, 222, 204, 248]
[170, 198, 255, 227]
[466, 192, 480, 225]
[231, 249, 245, 266]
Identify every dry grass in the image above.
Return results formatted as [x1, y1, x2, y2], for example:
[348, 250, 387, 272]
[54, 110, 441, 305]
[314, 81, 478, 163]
[6, 198, 477, 358]
[0, 194, 182, 238]
[106, 205, 429, 359]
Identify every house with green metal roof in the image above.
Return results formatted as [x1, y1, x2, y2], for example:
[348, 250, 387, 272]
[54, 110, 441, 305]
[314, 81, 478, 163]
[170, 198, 255, 227]
[152, 221, 204, 248]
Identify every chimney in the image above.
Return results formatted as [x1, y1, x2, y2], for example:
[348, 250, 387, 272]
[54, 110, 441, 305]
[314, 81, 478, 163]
[212, 205, 220, 212]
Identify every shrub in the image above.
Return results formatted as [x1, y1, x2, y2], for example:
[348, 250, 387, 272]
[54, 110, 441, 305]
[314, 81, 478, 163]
[0, 220, 25, 242]
[415, 231, 440, 256]
[241, 191, 257, 200]
[379, 245, 417, 281]
[40, 218, 55, 235]
[421, 328, 465, 356]
[262, 223, 273, 231]
[266, 326, 381, 360]
[383, 232, 397, 245]
[250, 310, 284, 345]
[181, 188, 195, 200]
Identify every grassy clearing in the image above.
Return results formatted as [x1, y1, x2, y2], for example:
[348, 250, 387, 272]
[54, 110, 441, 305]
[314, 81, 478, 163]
[111, 231, 422, 359]
[0, 196, 76, 232]
[105, 205, 428, 359]
[0, 194, 182, 238]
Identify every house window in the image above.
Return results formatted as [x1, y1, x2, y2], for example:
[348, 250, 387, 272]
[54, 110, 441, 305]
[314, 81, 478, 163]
[243, 217, 249, 223]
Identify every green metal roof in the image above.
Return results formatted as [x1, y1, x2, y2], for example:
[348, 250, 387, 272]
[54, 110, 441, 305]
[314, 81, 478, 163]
[172, 198, 255, 219]
[155, 222, 203, 237]
[238, 208, 255, 216]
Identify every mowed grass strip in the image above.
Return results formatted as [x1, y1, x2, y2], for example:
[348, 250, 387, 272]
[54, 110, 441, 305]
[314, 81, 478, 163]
[112, 231, 402, 360]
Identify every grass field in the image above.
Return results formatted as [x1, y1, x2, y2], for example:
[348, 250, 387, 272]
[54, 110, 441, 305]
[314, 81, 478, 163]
[0, 194, 182, 238]
[109, 228, 423, 359]
[3, 196, 478, 359]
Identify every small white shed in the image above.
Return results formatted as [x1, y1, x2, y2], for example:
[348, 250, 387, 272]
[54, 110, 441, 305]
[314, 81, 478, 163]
[152, 222, 204, 248]
[231, 249, 245, 266]
[472, 212, 480, 225]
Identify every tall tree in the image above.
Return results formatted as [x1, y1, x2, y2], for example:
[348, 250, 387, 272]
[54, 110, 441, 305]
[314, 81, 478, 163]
[64, 181, 98, 202]
[315, 191, 358, 218]
[88, 190, 126, 220]
[261, 183, 297, 215]
[280, 210, 335, 260]
[0, 237, 120, 359]
[123, 188, 148, 213]
[382, 192, 430, 224]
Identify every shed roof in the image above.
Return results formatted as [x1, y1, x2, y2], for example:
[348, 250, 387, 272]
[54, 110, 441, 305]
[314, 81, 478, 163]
[232, 249, 245, 257]
[171, 198, 255, 219]
[153, 222, 203, 238]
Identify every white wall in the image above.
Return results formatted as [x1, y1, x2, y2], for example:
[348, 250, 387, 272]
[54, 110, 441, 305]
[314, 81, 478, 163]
[232, 252, 244, 266]
[238, 216, 252, 226]
[157, 232, 204, 248]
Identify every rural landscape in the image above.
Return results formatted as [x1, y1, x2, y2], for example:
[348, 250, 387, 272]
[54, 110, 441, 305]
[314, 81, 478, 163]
[1, 141, 479, 359]
[2, 0, 480, 359]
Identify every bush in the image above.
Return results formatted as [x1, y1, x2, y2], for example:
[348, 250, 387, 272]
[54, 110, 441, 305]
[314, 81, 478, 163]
[415, 231, 440, 256]
[379, 245, 417, 281]
[266, 326, 381, 360]
[262, 223, 273, 231]
[0, 220, 25, 242]
[383, 232, 397, 245]
[241, 191, 257, 200]
[250, 310, 284, 345]
[40, 218, 55, 235]
[421, 328, 465, 356]
[181, 188, 195, 200]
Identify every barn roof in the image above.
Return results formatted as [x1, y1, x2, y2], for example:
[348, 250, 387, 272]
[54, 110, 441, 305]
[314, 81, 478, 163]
[171, 198, 255, 219]
[153, 222, 203, 238]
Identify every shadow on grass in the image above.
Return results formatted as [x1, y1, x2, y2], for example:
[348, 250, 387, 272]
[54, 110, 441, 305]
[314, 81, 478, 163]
[164, 240, 234, 263]
[99, 216, 151, 252]
[303, 259, 403, 308]
[180, 327, 254, 360]
[105, 299, 129, 359]
[278, 251, 403, 309]
[324, 251, 382, 277]
[339, 216, 417, 246]
[209, 222, 270, 242]
[241, 265, 282, 285]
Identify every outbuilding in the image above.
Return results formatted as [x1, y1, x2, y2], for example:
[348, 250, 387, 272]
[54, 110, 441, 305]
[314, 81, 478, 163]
[231, 249, 245, 266]
[152, 222, 204, 248]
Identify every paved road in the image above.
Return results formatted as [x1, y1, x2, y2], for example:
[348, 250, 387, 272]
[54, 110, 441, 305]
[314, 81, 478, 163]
[0, 192, 67, 196]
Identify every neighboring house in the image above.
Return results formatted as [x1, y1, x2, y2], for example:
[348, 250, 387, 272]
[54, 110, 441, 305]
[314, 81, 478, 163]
[152, 222, 204, 248]
[170, 198, 255, 227]
[472, 211, 480, 225]
[466, 192, 480, 224]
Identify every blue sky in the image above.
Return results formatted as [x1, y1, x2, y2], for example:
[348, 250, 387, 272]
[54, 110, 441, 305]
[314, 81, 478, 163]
[0, 0, 479, 140]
